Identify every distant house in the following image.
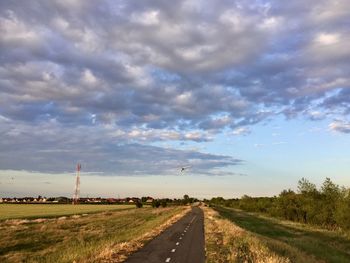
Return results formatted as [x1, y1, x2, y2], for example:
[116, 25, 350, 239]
[107, 198, 117, 203]
[146, 198, 154, 203]
[0, 198, 3, 203]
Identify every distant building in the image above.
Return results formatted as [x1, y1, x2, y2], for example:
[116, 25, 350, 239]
[146, 198, 154, 203]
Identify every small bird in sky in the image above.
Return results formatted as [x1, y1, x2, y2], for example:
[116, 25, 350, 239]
[180, 166, 192, 173]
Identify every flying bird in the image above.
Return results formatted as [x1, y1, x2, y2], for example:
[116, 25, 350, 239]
[180, 165, 192, 173]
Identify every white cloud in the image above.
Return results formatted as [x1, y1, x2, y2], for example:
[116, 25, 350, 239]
[307, 111, 325, 120]
[232, 127, 251, 136]
[315, 33, 340, 45]
[81, 69, 98, 86]
[311, 0, 349, 23]
[259, 17, 282, 31]
[219, 9, 250, 33]
[0, 10, 41, 44]
[329, 120, 350, 133]
[131, 10, 160, 26]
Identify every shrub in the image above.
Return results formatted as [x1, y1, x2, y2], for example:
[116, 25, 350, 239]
[152, 199, 161, 208]
[135, 200, 143, 208]
[161, 200, 167, 207]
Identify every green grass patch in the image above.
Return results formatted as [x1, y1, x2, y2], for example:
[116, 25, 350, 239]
[215, 206, 350, 263]
[0, 204, 134, 220]
[0, 206, 184, 263]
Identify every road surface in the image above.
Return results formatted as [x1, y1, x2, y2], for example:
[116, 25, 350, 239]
[125, 206, 205, 263]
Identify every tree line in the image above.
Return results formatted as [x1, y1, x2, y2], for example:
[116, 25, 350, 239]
[208, 178, 350, 230]
[136, 194, 198, 208]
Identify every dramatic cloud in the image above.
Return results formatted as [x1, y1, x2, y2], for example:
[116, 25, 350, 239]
[0, 0, 349, 174]
[0, 118, 241, 174]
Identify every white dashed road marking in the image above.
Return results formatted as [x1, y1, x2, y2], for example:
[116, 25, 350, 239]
[171, 249, 176, 253]
[165, 258, 171, 262]
[176, 242, 180, 245]
[190, 216, 196, 223]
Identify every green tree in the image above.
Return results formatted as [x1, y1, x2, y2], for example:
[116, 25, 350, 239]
[152, 199, 161, 208]
[297, 177, 320, 223]
[319, 178, 341, 227]
[161, 199, 167, 207]
[277, 189, 301, 221]
[135, 200, 143, 208]
[335, 189, 350, 230]
[298, 178, 317, 194]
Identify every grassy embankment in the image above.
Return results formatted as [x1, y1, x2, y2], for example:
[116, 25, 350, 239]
[0, 205, 187, 263]
[207, 206, 350, 263]
[0, 204, 134, 220]
[204, 206, 290, 263]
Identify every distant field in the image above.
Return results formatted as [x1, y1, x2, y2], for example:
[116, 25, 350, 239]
[213, 206, 350, 263]
[0, 206, 186, 263]
[0, 204, 134, 220]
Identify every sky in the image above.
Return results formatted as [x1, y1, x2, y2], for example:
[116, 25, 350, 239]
[0, 0, 349, 198]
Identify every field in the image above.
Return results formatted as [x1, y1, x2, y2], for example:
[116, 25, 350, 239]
[0, 204, 134, 220]
[206, 206, 350, 263]
[0, 206, 187, 263]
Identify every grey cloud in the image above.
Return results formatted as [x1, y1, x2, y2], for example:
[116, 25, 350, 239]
[322, 88, 350, 114]
[0, 119, 241, 174]
[1, 0, 349, 131]
[0, 0, 349, 173]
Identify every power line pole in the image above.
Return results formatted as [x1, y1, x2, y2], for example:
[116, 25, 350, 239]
[72, 163, 81, 205]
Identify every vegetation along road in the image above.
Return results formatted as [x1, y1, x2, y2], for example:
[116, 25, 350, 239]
[2, 203, 349, 262]
[211, 206, 350, 263]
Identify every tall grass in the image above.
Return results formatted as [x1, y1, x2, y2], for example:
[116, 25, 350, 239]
[204, 207, 290, 263]
[214, 206, 350, 263]
[0, 207, 185, 263]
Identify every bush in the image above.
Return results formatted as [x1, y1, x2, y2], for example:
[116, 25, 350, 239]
[152, 199, 161, 208]
[135, 200, 143, 208]
[335, 192, 350, 230]
[161, 200, 167, 207]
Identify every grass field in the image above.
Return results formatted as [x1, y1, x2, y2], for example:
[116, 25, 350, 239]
[214, 206, 350, 263]
[0, 206, 186, 263]
[0, 204, 134, 220]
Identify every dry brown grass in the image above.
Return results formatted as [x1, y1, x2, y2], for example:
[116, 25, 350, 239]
[204, 207, 290, 263]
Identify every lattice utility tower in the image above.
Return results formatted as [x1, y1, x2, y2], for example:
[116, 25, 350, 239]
[72, 163, 81, 205]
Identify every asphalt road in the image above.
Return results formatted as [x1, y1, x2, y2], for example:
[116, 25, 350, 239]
[125, 206, 205, 263]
